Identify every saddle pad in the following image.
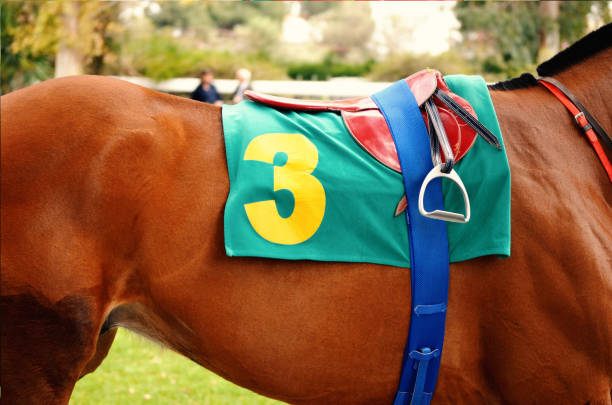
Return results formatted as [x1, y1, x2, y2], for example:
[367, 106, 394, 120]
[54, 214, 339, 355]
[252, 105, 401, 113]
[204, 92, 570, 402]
[222, 75, 510, 267]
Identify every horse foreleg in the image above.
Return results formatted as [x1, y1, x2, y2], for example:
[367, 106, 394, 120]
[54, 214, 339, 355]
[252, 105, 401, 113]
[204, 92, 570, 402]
[0, 292, 105, 405]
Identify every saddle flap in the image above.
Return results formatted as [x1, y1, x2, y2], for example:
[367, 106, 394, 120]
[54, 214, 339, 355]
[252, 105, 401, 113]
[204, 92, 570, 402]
[343, 102, 478, 174]
[245, 69, 479, 174]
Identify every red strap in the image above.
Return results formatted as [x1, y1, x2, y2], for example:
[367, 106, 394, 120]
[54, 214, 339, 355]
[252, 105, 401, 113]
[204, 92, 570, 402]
[538, 80, 612, 182]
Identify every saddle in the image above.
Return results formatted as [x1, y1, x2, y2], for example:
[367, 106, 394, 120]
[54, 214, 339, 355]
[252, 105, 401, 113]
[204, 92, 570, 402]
[245, 69, 500, 219]
[246, 70, 499, 173]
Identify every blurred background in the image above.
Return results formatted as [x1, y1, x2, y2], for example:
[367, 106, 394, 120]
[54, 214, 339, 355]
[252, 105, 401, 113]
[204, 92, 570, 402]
[1, 2, 611, 404]
[2, 1, 610, 98]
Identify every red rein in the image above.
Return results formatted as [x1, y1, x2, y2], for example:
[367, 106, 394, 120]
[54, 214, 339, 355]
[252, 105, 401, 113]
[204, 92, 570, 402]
[538, 79, 612, 182]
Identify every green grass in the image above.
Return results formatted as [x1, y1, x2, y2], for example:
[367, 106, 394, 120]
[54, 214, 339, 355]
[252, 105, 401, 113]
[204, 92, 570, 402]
[70, 329, 287, 405]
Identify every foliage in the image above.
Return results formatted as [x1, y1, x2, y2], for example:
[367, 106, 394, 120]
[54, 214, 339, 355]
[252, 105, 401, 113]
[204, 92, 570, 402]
[4, 1, 609, 92]
[243, 2, 288, 22]
[300, 2, 339, 18]
[455, 2, 540, 77]
[70, 329, 285, 405]
[142, 1, 286, 77]
[312, 2, 375, 60]
[558, 1, 610, 44]
[234, 15, 282, 57]
[174, 2, 288, 31]
[455, 1, 610, 77]
[147, 1, 213, 38]
[1, 1, 121, 88]
[288, 54, 374, 80]
[368, 52, 475, 82]
[8, 1, 121, 70]
[1, 2, 53, 93]
[122, 31, 207, 80]
[122, 31, 286, 81]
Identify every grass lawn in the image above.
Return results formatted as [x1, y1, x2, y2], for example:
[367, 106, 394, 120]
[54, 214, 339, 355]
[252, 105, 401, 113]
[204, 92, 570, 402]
[70, 329, 287, 405]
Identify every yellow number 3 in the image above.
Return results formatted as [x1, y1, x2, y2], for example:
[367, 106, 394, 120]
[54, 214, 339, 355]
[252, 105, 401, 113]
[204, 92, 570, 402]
[243, 133, 326, 245]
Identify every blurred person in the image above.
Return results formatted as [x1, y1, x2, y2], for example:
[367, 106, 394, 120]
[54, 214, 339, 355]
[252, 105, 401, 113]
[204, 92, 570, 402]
[231, 68, 252, 104]
[191, 69, 223, 105]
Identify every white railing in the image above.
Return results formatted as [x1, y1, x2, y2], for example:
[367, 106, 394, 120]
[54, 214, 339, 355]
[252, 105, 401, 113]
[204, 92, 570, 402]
[113, 76, 393, 99]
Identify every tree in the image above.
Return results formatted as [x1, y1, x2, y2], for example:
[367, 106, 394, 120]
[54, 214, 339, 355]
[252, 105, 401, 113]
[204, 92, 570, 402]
[313, 2, 375, 60]
[147, 1, 213, 38]
[1, 2, 54, 93]
[539, 1, 610, 62]
[558, 1, 610, 44]
[7, 1, 121, 79]
[538, 1, 560, 62]
[300, 2, 339, 18]
[234, 16, 282, 57]
[454, 1, 610, 77]
[204, 2, 287, 30]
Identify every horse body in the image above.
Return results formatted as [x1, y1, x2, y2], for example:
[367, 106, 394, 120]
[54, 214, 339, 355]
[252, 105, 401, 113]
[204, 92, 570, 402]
[1, 48, 611, 404]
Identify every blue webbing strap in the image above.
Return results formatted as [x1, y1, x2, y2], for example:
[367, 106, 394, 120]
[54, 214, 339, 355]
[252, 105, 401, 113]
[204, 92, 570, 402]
[372, 80, 450, 405]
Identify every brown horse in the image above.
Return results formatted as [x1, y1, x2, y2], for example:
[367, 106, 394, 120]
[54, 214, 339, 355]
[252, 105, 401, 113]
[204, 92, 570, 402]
[1, 29, 611, 405]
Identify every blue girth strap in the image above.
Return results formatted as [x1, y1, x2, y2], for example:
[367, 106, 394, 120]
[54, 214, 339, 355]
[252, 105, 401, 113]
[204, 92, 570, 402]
[372, 80, 450, 405]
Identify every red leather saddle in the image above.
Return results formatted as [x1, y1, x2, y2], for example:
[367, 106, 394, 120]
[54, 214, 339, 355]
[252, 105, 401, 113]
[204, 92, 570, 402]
[245, 69, 479, 173]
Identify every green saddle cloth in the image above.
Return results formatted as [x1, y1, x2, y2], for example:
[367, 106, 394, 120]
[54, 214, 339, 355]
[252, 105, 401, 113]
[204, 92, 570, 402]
[222, 75, 510, 267]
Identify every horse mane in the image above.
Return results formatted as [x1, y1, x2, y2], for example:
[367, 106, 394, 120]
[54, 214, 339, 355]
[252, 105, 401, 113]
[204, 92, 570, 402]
[489, 23, 611, 91]
[488, 73, 538, 91]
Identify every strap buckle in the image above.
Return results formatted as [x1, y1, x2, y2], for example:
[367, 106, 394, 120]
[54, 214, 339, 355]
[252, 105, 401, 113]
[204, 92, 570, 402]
[408, 348, 440, 405]
[418, 164, 470, 223]
[573, 111, 594, 133]
[574, 111, 585, 125]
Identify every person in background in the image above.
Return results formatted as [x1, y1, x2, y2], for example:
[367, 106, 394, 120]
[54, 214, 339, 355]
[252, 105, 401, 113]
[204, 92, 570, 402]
[191, 69, 223, 105]
[231, 68, 252, 104]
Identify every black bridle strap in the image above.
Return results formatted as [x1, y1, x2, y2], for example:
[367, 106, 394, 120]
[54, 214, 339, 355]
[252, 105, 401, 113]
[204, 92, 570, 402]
[538, 76, 612, 151]
[538, 76, 612, 182]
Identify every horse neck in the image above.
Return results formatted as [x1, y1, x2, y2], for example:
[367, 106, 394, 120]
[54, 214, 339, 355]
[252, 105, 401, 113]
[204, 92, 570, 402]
[489, 46, 612, 188]
[552, 46, 612, 131]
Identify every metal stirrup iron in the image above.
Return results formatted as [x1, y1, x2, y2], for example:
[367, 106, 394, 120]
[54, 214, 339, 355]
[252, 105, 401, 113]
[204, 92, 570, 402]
[419, 97, 471, 223]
